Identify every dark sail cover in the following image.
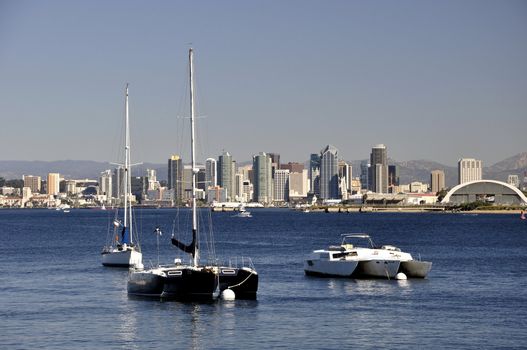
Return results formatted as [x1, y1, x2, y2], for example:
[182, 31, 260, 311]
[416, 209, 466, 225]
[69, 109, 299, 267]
[171, 230, 196, 257]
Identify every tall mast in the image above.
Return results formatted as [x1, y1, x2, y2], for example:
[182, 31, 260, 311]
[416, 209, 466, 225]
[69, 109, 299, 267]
[124, 83, 132, 243]
[189, 48, 198, 266]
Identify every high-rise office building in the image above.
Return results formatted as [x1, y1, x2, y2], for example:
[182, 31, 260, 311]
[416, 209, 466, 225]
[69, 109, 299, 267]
[309, 153, 321, 195]
[289, 169, 308, 199]
[47, 173, 60, 196]
[268, 153, 280, 172]
[458, 158, 482, 185]
[273, 169, 290, 202]
[388, 164, 399, 193]
[320, 145, 339, 200]
[338, 160, 352, 197]
[369, 144, 388, 193]
[99, 170, 113, 198]
[168, 155, 183, 202]
[253, 152, 273, 204]
[360, 161, 369, 190]
[431, 170, 446, 193]
[218, 151, 234, 201]
[205, 158, 217, 189]
[112, 166, 125, 201]
[23, 175, 41, 193]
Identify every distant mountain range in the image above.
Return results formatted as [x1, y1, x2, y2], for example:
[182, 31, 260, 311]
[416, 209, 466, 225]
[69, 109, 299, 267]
[1, 152, 526, 188]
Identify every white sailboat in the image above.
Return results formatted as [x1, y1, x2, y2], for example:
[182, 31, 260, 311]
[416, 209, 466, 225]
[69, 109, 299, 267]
[101, 84, 142, 268]
[128, 49, 220, 300]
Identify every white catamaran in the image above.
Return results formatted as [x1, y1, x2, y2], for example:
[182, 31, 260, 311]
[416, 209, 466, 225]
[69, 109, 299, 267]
[101, 84, 142, 268]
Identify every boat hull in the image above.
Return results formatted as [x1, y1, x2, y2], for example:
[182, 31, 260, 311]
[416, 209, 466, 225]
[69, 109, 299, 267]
[219, 267, 258, 299]
[400, 260, 432, 278]
[102, 249, 142, 267]
[304, 259, 359, 277]
[355, 260, 400, 279]
[127, 266, 219, 301]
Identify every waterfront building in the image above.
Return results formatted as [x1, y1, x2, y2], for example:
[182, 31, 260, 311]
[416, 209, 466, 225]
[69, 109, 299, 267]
[23, 175, 41, 193]
[369, 144, 388, 194]
[458, 158, 482, 185]
[218, 151, 234, 201]
[47, 173, 60, 196]
[507, 174, 520, 188]
[205, 158, 217, 188]
[320, 145, 339, 200]
[273, 169, 290, 202]
[431, 170, 446, 193]
[168, 155, 183, 203]
[253, 152, 273, 204]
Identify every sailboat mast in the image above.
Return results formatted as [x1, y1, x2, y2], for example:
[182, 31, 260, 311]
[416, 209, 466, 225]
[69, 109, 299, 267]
[189, 48, 199, 266]
[124, 83, 132, 243]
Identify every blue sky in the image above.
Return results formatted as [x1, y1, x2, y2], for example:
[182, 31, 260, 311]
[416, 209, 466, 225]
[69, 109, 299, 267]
[0, 0, 526, 166]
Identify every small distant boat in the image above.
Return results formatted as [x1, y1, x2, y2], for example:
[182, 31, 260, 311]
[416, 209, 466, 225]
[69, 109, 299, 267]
[521, 210, 526, 220]
[304, 234, 432, 279]
[234, 205, 252, 218]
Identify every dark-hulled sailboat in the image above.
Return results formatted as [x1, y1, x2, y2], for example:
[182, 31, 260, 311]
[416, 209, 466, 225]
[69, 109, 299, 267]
[127, 48, 219, 300]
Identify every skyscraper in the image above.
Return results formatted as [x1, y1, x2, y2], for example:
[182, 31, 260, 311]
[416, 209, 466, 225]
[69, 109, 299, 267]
[253, 152, 273, 204]
[168, 155, 183, 203]
[431, 170, 446, 193]
[218, 151, 234, 201]
[458, 158, 482, 185]
[338, 160, 352, 197]
[320, 145, 339, 200]
[360, 161, 369, 190]
[99, 170, 113, 198]
[309, 153, 321, 195]
[273, 169, 290, 202]
[47, 173, 60, 196]
[112, 166, 125, 201]
[205, 158, 217, 189]
[388, 164, 399, 193]
[370, 144, 388, 193]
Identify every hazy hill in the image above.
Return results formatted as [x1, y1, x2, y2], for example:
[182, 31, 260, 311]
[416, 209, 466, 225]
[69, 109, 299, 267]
[1, 152, 525, 188]
[0, 160, 167, 181]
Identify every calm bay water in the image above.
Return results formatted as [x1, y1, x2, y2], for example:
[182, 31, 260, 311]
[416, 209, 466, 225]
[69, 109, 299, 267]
[1, 208, 526, 349]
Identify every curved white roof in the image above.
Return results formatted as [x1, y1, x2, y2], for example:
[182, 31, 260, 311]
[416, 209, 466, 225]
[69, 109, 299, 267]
[441, 179, 527, 204]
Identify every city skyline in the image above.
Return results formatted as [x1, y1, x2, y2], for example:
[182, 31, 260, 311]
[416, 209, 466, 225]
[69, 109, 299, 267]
[1, 1, 526, 166]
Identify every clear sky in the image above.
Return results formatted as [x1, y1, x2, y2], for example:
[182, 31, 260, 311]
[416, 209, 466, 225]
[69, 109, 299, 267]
[1, 0, 526, 166]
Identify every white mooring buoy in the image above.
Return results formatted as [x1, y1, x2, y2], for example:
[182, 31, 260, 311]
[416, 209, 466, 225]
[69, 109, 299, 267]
[395, 272, 407, 280]
[221, 289, 236, 301]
